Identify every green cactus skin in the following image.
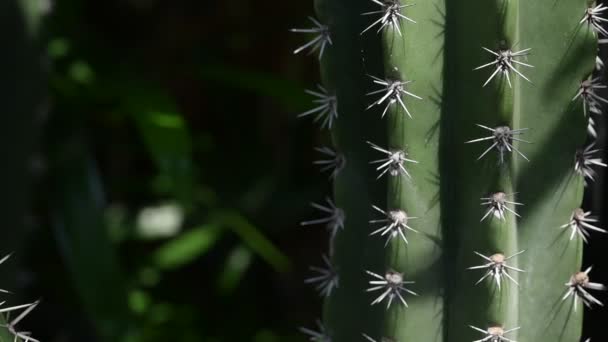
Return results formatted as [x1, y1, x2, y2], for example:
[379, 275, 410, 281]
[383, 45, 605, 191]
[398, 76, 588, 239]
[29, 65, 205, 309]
[300, 0, 600, 341]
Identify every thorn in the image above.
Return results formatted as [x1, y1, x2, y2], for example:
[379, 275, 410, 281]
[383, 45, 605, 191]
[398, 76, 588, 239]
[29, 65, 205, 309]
[466, 125, 530, 163]
[298, 85, 339, 130]
[361, 0, 416, 36]
[291, 17, 332, 60]
[474, 46, 533, 87]
[367, 141, 418, 179]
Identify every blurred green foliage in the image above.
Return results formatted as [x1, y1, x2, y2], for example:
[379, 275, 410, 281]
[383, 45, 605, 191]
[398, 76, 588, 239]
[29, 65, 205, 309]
[0, 0, 333, 341]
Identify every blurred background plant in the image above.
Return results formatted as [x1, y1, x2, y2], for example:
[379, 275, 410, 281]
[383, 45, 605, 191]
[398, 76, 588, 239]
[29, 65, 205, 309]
[1, 0, 608, 341]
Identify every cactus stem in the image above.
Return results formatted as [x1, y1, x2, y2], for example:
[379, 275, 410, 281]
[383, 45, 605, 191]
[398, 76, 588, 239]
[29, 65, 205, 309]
[366, 75, 422, 119]
[305, 254, 339, 298]
[466, 125, 530, 163]
[360, 0, 416, 36]
[300, 198, 345, 234]
[563, 266, 606, 311]
[365, 270, 417, 309]
[469, 325, 520, 342]
[581, 4, 608, 38]
[573, 76, 607, 117]
[480, 192, 523, 222]
[300, 319, 332, 341]
[367, 141, 418, 179]
[467, 251, 525, 290]
[313, 146, 346, 180]
[474, 46, 533, 88]
[369, 205, 419, 247]
[299, 85, 339, 130]
[290, 17, 333, 60]
[560, 208, 606, 243]
[574, 143, 607, 185]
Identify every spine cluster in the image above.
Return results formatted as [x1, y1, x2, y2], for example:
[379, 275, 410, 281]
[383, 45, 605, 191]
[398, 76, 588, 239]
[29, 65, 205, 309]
[0, 254, 40, 342]
[293, 1, 608, 341]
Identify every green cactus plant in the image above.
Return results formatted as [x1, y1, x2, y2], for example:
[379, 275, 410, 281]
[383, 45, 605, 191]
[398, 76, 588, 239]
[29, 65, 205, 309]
[294, 0, 607, 341]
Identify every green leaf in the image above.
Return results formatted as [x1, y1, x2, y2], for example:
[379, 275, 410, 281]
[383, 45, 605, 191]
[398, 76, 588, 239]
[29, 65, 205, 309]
[215, 211, 291, 273]
[216, 245, 253, 294]
[153, 224, 222, 270]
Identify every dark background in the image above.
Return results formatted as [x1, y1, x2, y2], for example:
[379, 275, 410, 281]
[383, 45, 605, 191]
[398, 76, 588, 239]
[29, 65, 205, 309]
[0, 0, 607, 341]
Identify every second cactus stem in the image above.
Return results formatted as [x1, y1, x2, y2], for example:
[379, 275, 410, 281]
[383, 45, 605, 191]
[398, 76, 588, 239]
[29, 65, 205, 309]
[296, 0, 607, 341]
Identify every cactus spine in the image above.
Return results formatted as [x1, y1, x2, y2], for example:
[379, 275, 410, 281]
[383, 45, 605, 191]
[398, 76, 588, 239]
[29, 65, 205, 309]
[295, 0, 605, 341]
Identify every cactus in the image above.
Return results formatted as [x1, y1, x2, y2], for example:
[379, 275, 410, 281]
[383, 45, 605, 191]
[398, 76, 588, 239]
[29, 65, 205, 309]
[294, 0, 607, 341]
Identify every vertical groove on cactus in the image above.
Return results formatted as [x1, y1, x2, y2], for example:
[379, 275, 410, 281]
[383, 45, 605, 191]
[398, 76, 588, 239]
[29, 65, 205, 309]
[442, 0, 519, 339]
[298, 0, 603, 341]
